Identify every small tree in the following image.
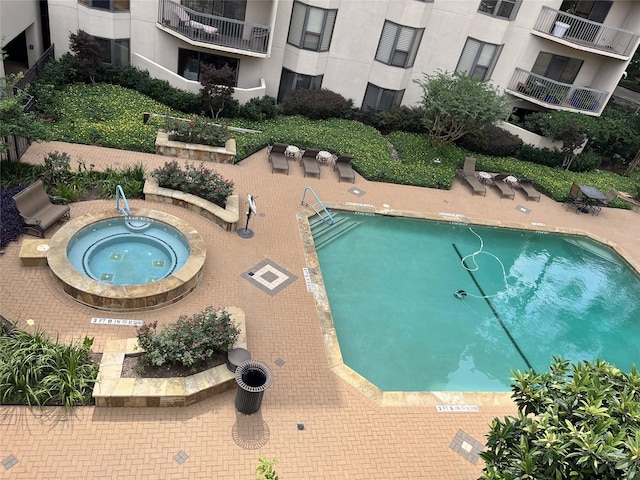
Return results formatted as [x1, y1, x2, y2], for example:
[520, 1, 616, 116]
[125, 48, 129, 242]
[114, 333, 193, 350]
[481, 357, 640, 480]
[0, 48, 53, 150]
[69, 30, 103, 85]
[199, 63, 235, 119]
[415, 71, 511, 147]
[561, 122, 587, 170]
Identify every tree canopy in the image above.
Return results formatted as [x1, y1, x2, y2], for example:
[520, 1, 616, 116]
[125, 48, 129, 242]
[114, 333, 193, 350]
[481, 357, 640, 480]
[415, 71, 511, 147]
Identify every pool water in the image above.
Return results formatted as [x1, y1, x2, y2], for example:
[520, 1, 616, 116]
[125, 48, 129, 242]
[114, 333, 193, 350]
[313, 212, 640, 392]
[67, 217, 190, 285]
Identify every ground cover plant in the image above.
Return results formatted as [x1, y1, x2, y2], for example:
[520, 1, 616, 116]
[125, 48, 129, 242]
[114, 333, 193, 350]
[136, 306, 240, 369]
[38, 83, 639, 206]
[48, 83, 180, 153]
[0, 321, 98, 409]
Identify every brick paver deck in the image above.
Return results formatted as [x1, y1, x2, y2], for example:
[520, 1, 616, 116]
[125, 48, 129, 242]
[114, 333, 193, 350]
[1, 141, 638, 479]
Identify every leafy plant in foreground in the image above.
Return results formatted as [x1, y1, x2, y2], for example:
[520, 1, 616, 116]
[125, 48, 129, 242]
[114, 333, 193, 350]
[0, 326, 98, 409]
[1, 185, 26, 249]
[480, 357, 640, 479]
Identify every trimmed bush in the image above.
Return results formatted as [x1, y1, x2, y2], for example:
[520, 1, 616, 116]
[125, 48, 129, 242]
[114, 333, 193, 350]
[136, 306, 240, 368]
[239, 95, 277, 121]
[281, 89, 354, 120]
[457, 124, 523, 158]
[151, 160, 234, 207]
[517, 144, 564, 168]
[356, 106, 427, 135]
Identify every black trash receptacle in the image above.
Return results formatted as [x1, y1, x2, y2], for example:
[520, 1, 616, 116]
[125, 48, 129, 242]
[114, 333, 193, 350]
[235, 360, 273, 414]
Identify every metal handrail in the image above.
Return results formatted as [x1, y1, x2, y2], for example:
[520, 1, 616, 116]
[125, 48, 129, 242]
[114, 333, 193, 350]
[301, 187, 334, 226]
[115, 185, 131, 216]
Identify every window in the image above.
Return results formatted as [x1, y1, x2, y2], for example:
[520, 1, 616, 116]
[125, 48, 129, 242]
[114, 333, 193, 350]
[531, 53, 583, 83]
[287, 1, 337, 52]
[375, 21, 423, 68]
[362, 83, 404, 111]
[78, 0, 129, 11]
[94, 37, 130, 66]
[477, 0, 520, 20]
[183, 0, 247, 21]
[177, 49, 239, 83]
[456, 38, 502, 81]
[277, 68, 323, 103]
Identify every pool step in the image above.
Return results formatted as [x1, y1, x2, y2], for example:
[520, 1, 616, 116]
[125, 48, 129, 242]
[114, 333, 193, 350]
[310, 215, 361, 250]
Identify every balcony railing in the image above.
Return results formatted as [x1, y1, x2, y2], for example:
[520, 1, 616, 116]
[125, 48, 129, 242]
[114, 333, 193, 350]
[533, 6, 639, 58]
[506, 68, 608, 114]
[158, 0, 270, 55]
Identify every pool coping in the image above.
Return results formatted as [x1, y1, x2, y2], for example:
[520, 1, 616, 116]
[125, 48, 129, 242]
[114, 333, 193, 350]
[298, 202, 639, 408]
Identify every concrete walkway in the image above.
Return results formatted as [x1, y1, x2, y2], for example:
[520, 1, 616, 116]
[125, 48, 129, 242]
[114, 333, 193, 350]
[1, 141, 638, 479]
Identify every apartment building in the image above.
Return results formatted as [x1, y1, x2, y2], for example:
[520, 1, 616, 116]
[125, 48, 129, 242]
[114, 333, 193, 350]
[2, 0, 640, 117]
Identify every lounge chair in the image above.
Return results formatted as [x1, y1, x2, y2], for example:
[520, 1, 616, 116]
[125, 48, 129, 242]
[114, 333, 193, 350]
[268, 143, 289, 175]
[491, 174, 515, 200]
[515, 178, 541, 202]
[301, 149, 321, 178]
[12, 180, 70, 238]
[334, 155, 355, 183]
[459, 157, 486, 196]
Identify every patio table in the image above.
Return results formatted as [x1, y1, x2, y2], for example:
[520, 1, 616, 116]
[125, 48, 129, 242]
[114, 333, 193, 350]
[578, 185, 607, 215]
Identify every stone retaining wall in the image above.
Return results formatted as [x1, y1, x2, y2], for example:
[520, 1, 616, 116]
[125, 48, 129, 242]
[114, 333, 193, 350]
[144, 178, 239, 231]
[155, 130, 237, 164]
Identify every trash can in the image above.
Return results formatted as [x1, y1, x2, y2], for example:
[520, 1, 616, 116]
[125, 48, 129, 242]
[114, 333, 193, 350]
[553, 21, 570, 38]
[227, 347, 251, 373]
[235, 360, 273, 414]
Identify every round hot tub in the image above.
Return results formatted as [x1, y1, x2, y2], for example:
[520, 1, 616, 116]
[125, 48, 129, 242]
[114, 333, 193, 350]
[48, 209, 206, 311]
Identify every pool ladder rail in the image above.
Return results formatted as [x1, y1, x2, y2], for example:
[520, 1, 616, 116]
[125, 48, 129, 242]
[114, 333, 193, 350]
[301, 186, 334, 226]
[115, 185, 131, 217]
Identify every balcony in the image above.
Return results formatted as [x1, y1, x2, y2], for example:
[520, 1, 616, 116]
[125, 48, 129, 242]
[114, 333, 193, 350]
[532, 6, 639, 59]
[506, 68, 608, 115]
[158, 0, 270, 56]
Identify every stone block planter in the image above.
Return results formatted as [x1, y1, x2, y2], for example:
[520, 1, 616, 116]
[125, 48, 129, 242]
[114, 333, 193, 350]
[93, 307, 247, 407]
[144, 178, 239, 231]
[155, 130, 236, 164]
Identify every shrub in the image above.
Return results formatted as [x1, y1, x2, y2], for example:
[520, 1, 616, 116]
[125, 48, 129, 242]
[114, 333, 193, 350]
[281, 89, 354, 120]
[356, 106, 427, 135]
[99, 163, 146, 199]
[42, 150, 73, 187]
[99, 65, 206, 114]
[571, 150, 602, 172]
[151, 160, 234, 207]
[1, 185, 26, 249]
[481, 357, 640, 479]
[457, 125, 523, 157]
[517, 144, 564, 168]
[239, 96, 277, 121]
[167, 116, 229, 147]
[0, 325, 98, 409]
[136, 306, 241, 368]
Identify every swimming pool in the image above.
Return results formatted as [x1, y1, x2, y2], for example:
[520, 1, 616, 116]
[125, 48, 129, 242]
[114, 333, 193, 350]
[312, 212, 640, 392]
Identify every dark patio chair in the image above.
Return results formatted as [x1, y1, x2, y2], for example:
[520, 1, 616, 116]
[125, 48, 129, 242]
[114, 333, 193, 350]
[459, 157, 486, 196]
[12, 180, 70, 238]
[268, 143, 289, 175]
[491, 174, 515, 200]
